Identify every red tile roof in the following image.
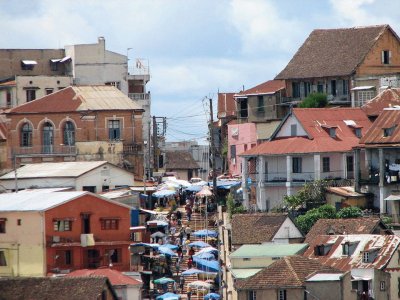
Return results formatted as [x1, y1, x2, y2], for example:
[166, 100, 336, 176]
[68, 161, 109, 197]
[235, 80, 285, 96]
[241, 108, 372, 156]
[217, 92, 236, 118]
[235, 255, 339, 290]
[362, 88, 400, 116]
[303, 234, 400, 271]
[359, 108, 400, 145]
[66, 268, 142, 286]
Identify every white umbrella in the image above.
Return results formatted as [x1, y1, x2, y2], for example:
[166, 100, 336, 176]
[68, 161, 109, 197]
[196, 186, 212, 197]
[188, 280, 212, 289]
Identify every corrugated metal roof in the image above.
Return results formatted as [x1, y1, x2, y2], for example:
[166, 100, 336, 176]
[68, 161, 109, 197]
[0, 191, 87, 211]
[256, 121, 281, 140]
[0, 161, 108, 179]
[235, 80, 285, 96]
[362, 88, 400, 116]
[231, 268, 262, 279]
[230, 243, 308, 258]
[306, 273, 344, 282]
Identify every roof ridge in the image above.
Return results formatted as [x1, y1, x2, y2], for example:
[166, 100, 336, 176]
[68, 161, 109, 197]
[285, 257, 302, 285]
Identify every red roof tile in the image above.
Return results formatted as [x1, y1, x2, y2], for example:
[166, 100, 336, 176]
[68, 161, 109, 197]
[362, 88, 400, 116]
[241, 108, 372, 156]
[66, 268, 142, 286]
[236, 80, 285, 96]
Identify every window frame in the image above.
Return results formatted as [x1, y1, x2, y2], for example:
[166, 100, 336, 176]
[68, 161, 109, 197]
[26, 89, 36, 102]
[101, 218, 119, 230]
[322, 157, 330, 173]
[292, 157, 302, 173]
[20, 122, 33, 147]
[248, 290, 257, 300]
[257, 95, 264, 112]
[382, 50, 391, 65]
[0, 219, 6, 233]
[53, 219, 72, 232]
[0, 250, 7, 266]
[278, 289, 287, 300]
[108, 119, 121, 141]
[63, 121, 75, 146]
[106, 248, 122, 264]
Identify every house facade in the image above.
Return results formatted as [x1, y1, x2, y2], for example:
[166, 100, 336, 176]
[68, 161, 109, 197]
[0, 161, 134, 192]
[240, 107, 372, 210]
[0, 190, 132, 277]
[275, 25, 400, 108]
[4, 85, 144, 177]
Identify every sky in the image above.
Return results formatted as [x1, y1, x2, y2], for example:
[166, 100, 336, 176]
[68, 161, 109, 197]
[1, 0, 400, 143]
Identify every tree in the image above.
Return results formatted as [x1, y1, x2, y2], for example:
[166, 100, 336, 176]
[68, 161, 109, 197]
[299, 93, 328, 108]
[336, 206, 362, 218]
[295, 204, 336, 233]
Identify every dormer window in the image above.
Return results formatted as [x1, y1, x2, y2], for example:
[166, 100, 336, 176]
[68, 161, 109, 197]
[383, 125, 396, 137]
[314, 244, 332, 256]
[321, 124, 338, 138]
[329, 128, 336, 138]
[355, 128, 362, 138]
[362, 251, 369, 263]
[21, 60, 37, 70]
[342, 241, 358, 256]
[362, 249, 379, 263]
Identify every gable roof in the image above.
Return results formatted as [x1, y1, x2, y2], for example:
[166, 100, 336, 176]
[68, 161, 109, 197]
[235, 255, 339, 290]
[67, 269, 142, 286]
[303, 234, 400, 271]
[230, 243, 308, 258]
[242, 107, 372, 156]
[359, 108, 400, 145]
[231, 213, 289, 245]
[362, 88, 400, 117]
[165, 150, 200, 170]
[305, 218, 392, 243]
[0, 161, 110, 179]
[8, 85, 143, 114]
[235, 80, 285, 96]
[0, 276, 118, 300]
[275, 25, 391, 79]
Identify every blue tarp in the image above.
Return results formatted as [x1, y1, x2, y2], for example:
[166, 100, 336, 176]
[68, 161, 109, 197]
[158, 246, 178, 257]
[193, 257, 219, 273]
[204, 293, 221, 300]
[188, 241, 211, 248]
[208, 180, 241, 190]
[185, 185, 203, 192]
[193, 229, 218, 238]
[152, 190, 176, 198]
[193, 252, 215, 260]
[156, 292, 180, 300]
[181, 268, 205, 276]
[162, 243, 178, 250]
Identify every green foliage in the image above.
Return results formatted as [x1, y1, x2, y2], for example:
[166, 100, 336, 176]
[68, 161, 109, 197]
[336, 206, 362, 218]
[227, 192, 246, 219]
[284, 194, 305, 210]
[284, 180, 328, 211]
[381, 216, 393, 229]
[299, 93, 328, 108]
[295, 204, 336, 233]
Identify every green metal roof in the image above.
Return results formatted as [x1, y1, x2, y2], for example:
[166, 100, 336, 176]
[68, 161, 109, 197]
[231, 268, 262, 279]
[230, 243, 308, 258]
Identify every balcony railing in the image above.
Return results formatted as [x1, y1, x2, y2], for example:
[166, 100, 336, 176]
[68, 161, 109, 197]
[264, 171, 348, 183]
[123, 143, 143, 155]
[128, 92, 150, 101]
[13, 145, 77, 156]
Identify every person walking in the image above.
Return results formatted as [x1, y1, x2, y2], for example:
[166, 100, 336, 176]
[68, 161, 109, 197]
[177, 245, 183, 258]
[188, 246, 195, 258]
[185, 225, 192, 240]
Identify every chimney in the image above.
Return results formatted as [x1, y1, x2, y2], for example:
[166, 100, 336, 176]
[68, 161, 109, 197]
[98, 36, 105, 49]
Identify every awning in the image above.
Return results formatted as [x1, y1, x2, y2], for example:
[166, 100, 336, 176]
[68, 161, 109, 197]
[385, 194, 400, 201]
[351, 275, 372, 281]
[351, 86, 375, 91]
[60, 56, 71, 63]
[130, 226, 146, 230]
[50, 59, 62, 63]
[140, 208, 158, 215]
[21, 60, 37, 65]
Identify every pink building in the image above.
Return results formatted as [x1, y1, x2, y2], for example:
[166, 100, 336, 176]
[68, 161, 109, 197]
[227, 122, 258, 176]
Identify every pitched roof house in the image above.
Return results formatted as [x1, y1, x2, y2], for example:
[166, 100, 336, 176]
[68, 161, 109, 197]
[164, 150, 200, 181]
[240, 107, 372, 210]
[231, 213, 304, 247]
[303, 234, 399, 299]
[235, 256, 342, 300]
[275, 25, 400, 107]
[0, 277, 118, 300]
[362, 87, 400, 118]
[4, 85, 144, 177]
[305, 218, 392, 243]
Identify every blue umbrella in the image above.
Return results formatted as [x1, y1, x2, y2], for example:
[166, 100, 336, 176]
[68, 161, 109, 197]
[162, 243, 178, 250]
[193, 251, 215, 260]
[156, 292, 180, 300]
[204, 293, 221, 300]
[185, 185, 203, 192]
[153, 277, 175, 285]
[188, 241, 211, 248]
[181, 268, 205, 276]
[193, 257, 219, 272]
[158, 246, 178, 257]
[193, 229, 218, 238]
[153, 190, 176, 198]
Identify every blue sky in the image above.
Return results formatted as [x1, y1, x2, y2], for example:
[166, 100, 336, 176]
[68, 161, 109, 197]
[1, 0, 400, 143]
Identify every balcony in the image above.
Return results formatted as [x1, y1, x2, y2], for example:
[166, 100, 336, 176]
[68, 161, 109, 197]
[123, 143, 143, 155]
[128, 92, 150, 101]
[13, 145, 77, 157]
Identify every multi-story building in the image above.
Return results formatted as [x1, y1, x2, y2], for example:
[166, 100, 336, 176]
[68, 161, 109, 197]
[0, 190, 132, 277]
[275, 24, 400, 107]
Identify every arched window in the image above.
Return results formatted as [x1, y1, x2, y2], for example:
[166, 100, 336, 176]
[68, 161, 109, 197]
[42, 122, 54, 153]
[20, 123, 32, 147]
[63, 121, 75, 146]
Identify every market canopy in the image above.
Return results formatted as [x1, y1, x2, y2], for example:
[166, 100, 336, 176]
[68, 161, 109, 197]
[156, 292, 180, 300]
[147, 220, 169, 227]
[181, 268, 205, 276]
[185, 185, 203, 192]
[158, 246, 178, 257]
[193, 252, 215, 260]
[188, 280, 213, 289]
[204, 293, 221, 300]
[161, 243, 178, 250]
[153, 189, 176, 198]
[154, 277, 175, 285]
[188, 241, 211, 248]
[196, 186, 212, 197]
[197, 247, 218, 255]
[193, 229, 218, 238]
[151, 231, 166, 238]
[194, 257, 219, 273]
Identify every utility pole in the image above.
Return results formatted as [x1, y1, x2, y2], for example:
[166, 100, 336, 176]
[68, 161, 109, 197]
[148, 119, 152, 178]
[209, 98, 217, 198]
[152, 116, 158, 172]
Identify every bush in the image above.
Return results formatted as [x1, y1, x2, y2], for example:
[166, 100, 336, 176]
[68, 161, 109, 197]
[336, 206, 362, 218]
[299, 93, 328, 108]
[295, 204, 336, 233]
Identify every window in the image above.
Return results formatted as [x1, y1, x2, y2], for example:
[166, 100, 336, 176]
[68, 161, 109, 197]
[56, 250, 73, 266]
[239, 99, 248, 118]
[101, 218, 119, 230]
[17, 219, 21, 226]
[107, 248, 121, 263]
[331, 80, 337, 96]
[317, 82, 324, 93]
[347, 156, 354, 173]
[54, 220, 72, 232]
[230, 145, 236, 160]
[21, 60, 37, 70]
[292, 82, 300, 98]
[355, 128, 362, 138]
[329, 128, 336, 138]
[358, 90, 375, 106]
[63, 121, 75, 146]
[362, 251, 369, 263]
[243, 258, 251, 261]
[45, 88, 54, 95]
[6, 91, 11, 107]
[0, 251, 6, 266]
[278, 289, 287, 300]
[20, 123, 32, 147]
[342, 80, 349, 95]
[248, 290, 257, 300]
[290, 124, 297, 136]
[382, 50, 391, 65]
[380, 281, 386, 291]
[292, 157, 302, 173]
[26, 89, 36, 102]
[322, 157, 330, 172]
[50, 60, 59, 71]
[42, 122, 54, 153]
[0, 219, 6, 233]
[82, 186, 96, 193]
[257, 95, 264, 112]
[384, 126, 396, 137]
[342, 242, 358, 256]
[314, 244, 332, 256]
[108, 120, 121, 141]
